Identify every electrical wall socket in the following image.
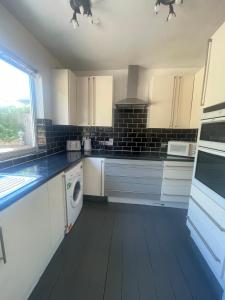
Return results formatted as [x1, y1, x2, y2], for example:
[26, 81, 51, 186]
[107, 138, 114, 146]
[100, 139, 114, 146]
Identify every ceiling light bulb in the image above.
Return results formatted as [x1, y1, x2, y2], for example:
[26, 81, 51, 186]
[87, 15, 94, 24]
[92, 16, 100, 25]
[80, 5, 84, 15]
[154, 4, 160, 14]
[175, 0, 183, 4]
[71, 19, 79, 29]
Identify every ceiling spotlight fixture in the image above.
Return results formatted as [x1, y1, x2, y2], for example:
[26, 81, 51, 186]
[70, 0, 99, 28]
[154, 0, 183, 21]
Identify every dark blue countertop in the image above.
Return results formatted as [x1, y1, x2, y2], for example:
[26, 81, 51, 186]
[85, 150, 195, 162]
[0, 151, 194, 212]
[0, 152, 82, 212]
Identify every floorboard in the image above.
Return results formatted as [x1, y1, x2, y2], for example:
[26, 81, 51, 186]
[29, 202, 221, 300]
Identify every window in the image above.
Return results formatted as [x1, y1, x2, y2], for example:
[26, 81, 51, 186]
[0, 55, 37, 160]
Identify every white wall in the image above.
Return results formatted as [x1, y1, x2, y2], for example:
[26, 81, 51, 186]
[0, 3, 62, 119]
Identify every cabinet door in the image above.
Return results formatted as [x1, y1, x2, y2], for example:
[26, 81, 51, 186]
[52, 70, 77, 125]
[0, 185, 52, 300]
[84, 158, 104, 196]
[190, 69, 204, 129]
[148, 75, 175, 128]
[173, 75, 195, 129]
[68, 70, 77, 125]
[47, 173, 65, 253]
[205, 23, 225, 107]
[52, 70, 69, 125]
[76, 77, 91, 126]
[93, 76, 113, 127]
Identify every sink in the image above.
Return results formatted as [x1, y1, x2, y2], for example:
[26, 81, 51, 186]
[0, 175, 37, 199]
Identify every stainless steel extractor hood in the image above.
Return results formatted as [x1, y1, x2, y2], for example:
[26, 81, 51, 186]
[116, 65, 149, 108]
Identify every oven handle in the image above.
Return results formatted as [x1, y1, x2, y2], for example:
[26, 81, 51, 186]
[201, 116, 225, 124]
[190, 196, 225, 232]
[187, 216, 221, 263]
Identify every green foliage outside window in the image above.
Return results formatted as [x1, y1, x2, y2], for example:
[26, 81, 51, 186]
[0, 106, 30, 143]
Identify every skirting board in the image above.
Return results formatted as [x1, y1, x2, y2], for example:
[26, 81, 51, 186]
[108, 197, 188, 209]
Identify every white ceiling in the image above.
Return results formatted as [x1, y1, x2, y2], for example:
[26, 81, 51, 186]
[1, 0, 225, 70]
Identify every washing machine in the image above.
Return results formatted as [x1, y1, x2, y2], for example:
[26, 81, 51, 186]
[64, 161, 83, 233]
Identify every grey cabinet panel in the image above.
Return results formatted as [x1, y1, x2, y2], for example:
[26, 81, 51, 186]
[105, 159, 163, 201]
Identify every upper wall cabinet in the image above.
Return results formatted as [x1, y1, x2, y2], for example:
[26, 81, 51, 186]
[76, 76, 113, 127]
[52, 69, 77, 125]
[148, 75, 195, 129]
[203, 23, 225, 107]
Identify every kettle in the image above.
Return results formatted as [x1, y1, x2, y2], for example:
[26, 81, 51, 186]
[83, 137, 92, 151]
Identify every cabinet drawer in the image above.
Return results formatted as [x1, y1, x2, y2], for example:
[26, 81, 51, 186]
[191, 184, 225, 230]
[106, 159, 163, 167]
[161, 194, 189, 203]
[105, 164, 163, 178]
[105, 190, 161, 201]
[164, 161, 194, 168]
[162, 179, 191, 196]
[105, 177, 162, 194]
[188, 199, 225, 278]
[163, 168, 193, 180]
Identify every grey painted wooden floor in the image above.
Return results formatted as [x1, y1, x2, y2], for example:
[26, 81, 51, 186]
[29, 202, 221, 300]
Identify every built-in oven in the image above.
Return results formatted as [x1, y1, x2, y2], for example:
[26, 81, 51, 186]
[193, 101, 225, 208]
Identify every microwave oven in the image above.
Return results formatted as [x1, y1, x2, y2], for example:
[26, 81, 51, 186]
[167, 141, 197, 157]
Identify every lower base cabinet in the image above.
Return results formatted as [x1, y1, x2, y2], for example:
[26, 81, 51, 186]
[105, 159, 163, 203]
[0, 173, 65, 300]
[188, 184, 225, 289]
[48, 173, 66, 252]
[84, 157, 105, 196]
[161, 161, 194, 204]
[0, 185, 52, 300]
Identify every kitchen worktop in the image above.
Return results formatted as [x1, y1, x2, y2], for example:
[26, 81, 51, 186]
[0, 151, 194, 212]
[84, 150, 195, 162]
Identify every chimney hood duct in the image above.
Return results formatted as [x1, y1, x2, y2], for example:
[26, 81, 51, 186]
[116, 65, 149, 108]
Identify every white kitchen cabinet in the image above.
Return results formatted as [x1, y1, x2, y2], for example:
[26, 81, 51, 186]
[148, 75, 175, 128]
[47, 173, 66, 253]
[52, 69, 77, 125]
[187, 194, 225, 285]
[204, 22, 225, 107]
[161, 161, 194, 204]
[148, 75, 194, 129]
[105, 159, 163, 203]
[76, 76, 113, 127]
[0, 185, 52, 300]
[190, 68, 204, 129]
[84, 157, 105, 196]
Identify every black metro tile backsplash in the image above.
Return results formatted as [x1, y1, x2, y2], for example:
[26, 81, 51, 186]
[83, 108, 198, 153]
[0, 109, 198, 170]
[38, 108, 198, 154]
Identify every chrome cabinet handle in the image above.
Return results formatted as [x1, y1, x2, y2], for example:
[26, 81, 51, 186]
[190, 196, 225, 232]
[170, 76, 177, 128]
[201, 39, 212, 106]
[88, 77, 91, 125]
[0, 227, 7, 264]
[174, 76, 182, 128]
[93, 77, 96, 126]
[101, 160, 104, 196]
[187, 216, 220, 263]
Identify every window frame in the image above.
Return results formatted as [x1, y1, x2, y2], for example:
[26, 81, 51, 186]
[0, 50, 39, 161]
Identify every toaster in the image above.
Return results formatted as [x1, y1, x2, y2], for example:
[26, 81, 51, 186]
[66, 140, 81, 151]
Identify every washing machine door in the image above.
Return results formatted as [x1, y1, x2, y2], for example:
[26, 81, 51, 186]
[71, 178, 82, 207]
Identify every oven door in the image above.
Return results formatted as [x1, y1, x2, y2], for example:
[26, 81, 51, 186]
[199, 117, 225, 151]
[193, 147, 225, 209]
